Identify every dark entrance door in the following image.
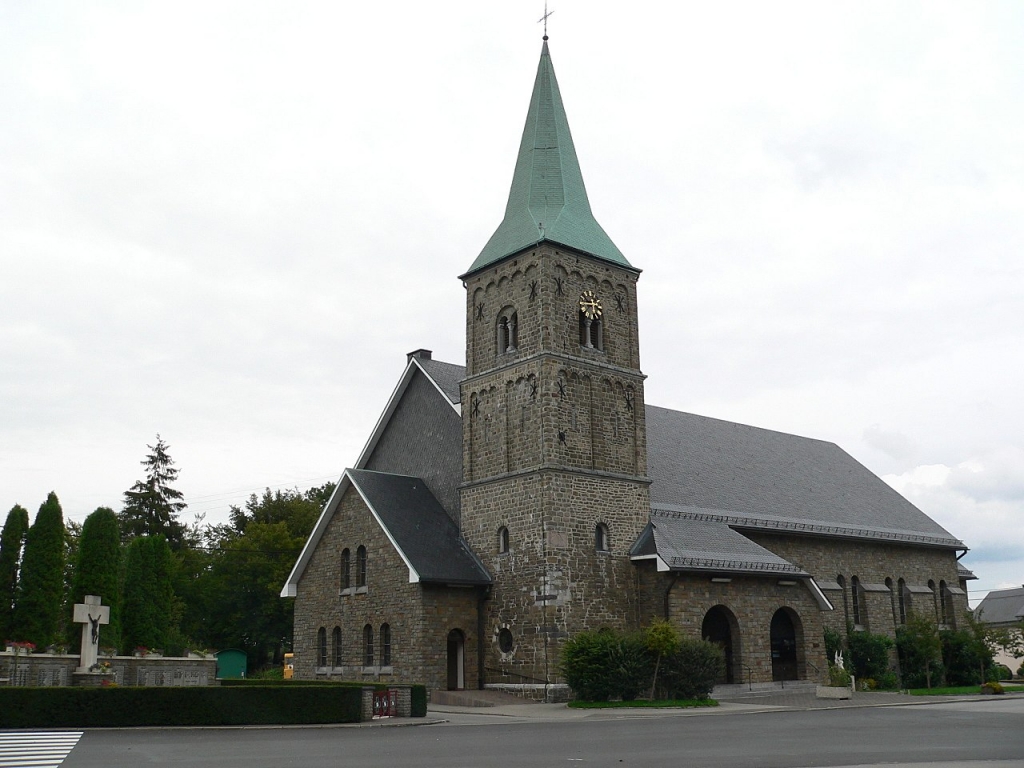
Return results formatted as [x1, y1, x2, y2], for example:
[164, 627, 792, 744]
[446, 629, 464, 690]
[701, 607, 735, 684]
[771, 609, 798, 681]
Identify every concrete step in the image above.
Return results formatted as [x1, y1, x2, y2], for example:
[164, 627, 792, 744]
[430, 689, 534, 707]
[713, 680, 819, 699]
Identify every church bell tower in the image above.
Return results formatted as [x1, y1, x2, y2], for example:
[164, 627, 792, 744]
[459, 39, 651, 694]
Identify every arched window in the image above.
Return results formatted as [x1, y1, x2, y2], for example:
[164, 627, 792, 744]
[928, 580, 938, 620]
[340, 548, 351, 591]
[939, 580, 954, 627]
[836, 575, 849, 626]
[850, 576, 866, 628]
[363, 624, 374, 667]
[317, 627, 327, 668]
[332, 626, 342, 667]
[497, 526, 509, 554]
[497, 310, 518, 354]
[595, 523, 610, 552]
[579, 311, 603, 351]
[380, 623, 392, 666]
[897, 578, 909, 625]
[356, 545, 367, 588]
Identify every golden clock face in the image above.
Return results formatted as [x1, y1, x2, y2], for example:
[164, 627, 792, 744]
[579, 290, 602, 320]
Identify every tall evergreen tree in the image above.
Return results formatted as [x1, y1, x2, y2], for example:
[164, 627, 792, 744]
[120, 435, 187, 550]
[121, 535, 173, 653]
[0, 504, 30, 642]
[67, 508, 122, 651]
[13, 493, 66, 647]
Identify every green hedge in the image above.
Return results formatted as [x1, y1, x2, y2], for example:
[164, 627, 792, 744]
[0, 686, 362, 728]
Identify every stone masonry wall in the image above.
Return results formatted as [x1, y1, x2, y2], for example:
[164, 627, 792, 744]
[636, 563, 829, 684]
[461, 244, 650, 690]
[294, 485, 480, 691]
[464, 245, 641, 378]
[743, 533, 969, 639]
[0, 651, 215, 687]
[462, 470, 649, 686]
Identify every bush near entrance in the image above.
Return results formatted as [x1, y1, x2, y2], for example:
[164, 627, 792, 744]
[562, 626, 723, 702]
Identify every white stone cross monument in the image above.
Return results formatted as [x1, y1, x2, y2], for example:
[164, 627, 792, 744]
[73, 594, 110, 672]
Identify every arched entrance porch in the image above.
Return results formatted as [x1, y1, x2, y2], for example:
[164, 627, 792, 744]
[701, 605, 741, 684]
[446, 629, 465, 690]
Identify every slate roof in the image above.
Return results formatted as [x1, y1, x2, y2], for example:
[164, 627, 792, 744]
[632, 509, 806, 576]
[975, 586, 1024, 626]
[283, 357, 966, 596]
[646, 405, 963, 548]
[958, 562, 977, 581]
[417, 358, 464, 404]
[347, 469, 490, 585]
[463, 41, 631, 278]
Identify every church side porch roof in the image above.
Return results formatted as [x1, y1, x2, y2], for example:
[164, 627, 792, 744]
[347, 469, 490, 586]
[630, 508, 807, 577]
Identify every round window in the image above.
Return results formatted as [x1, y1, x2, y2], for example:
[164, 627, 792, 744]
[498, 627, 514, 653]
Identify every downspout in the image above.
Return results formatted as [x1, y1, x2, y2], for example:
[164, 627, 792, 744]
[664, 572, 680, 620]
[477, 585, 490, 690]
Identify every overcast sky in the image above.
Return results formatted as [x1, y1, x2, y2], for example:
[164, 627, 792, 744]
[2, 2, 1021, 605]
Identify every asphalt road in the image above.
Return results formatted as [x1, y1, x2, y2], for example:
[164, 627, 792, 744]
[48, 697, 1024, 768]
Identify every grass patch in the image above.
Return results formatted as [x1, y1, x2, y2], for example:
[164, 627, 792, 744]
[908, 685, 1023, 696]
[568, 698, 718, 709]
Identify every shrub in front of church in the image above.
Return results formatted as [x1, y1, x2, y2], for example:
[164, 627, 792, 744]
[846, 629, 894, 683]
[940, 626, 993, 686]
[561, 630, 620, 701]
[563, 628, 723, 702]
[897, 612, 944, 688]
[657, 638, 724, 701]
[609, 632, 655, 701]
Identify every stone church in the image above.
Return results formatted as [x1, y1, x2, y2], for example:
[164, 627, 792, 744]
[282, 40, 973, 697]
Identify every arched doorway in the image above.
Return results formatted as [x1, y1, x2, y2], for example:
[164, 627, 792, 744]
[770, 608, 800, 681]
[446, 629, 465, 690]
[702, 606, 739, 684]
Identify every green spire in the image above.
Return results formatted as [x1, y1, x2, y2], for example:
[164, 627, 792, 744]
[463, 41, 631, 277]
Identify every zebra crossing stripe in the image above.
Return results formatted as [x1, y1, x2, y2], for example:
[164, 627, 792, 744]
[0, 731, 83, 768]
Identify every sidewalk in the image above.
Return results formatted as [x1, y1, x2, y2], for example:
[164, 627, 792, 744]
[416, 688, 1022, 726]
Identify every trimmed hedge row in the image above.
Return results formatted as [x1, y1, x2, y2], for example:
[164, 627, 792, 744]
[0, 685, 362, 728]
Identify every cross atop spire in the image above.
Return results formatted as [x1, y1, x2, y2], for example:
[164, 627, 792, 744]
[462, 41, 632, 278]
[538, 3, 553, 40]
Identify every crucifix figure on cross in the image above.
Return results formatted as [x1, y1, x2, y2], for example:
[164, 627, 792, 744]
[73, 594, 111, 673]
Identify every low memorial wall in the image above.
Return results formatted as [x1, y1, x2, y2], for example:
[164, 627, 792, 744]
[0, 650, 217, 687]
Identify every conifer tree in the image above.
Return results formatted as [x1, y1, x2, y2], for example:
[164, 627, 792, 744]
[120, 435, 187, 550]
[121, 535, 173, 653]
[67, 508, 122, 651]
[13, 493, 66, 647]
[0, 504, 30, 642]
